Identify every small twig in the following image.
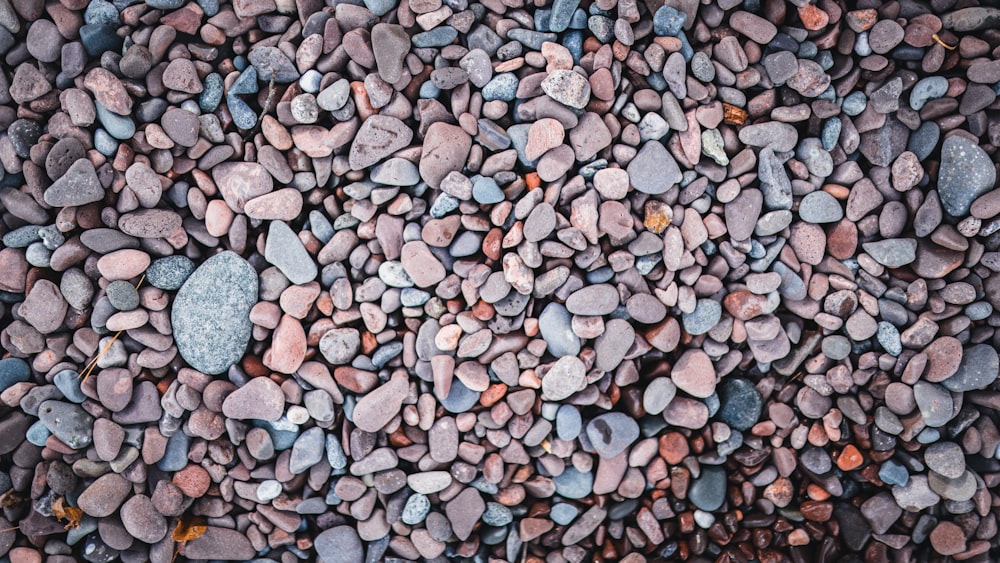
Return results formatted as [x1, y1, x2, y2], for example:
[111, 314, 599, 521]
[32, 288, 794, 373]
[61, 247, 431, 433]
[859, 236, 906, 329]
[79, 275, 145, 382]
[931, 33, 956, 50]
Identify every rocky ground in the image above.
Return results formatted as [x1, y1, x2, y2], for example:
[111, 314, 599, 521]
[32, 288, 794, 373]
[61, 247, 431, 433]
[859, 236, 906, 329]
[1, 0, 1000, 561]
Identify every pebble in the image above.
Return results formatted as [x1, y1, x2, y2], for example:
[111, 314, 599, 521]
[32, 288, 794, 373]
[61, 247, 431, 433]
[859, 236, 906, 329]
[689, 465, 727, 511]
[716, 378, 762, 432]
[942, 344, 998, 392]
[43, 159, 104, 207]
[585, 412, 639, 458]
[542, 356, 586, 401]
[938, 135, 996, 217]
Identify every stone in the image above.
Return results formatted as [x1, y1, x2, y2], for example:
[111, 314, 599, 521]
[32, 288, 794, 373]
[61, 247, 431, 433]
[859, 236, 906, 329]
[212, 162, 274, 213]
[716, 378, 763, 431]
[863, 239, 917, 267]
[689, 465, 727, 511]
[538, 303, 581, 357]
[445, 488, 485, 541]
[670, 349, 716, 398]
[265, 221, 317, 285]
[542, 356, 586, 401]
[38, 401, 93, 449]
[349, 115, 413, 171]
[319, 328, 361, 364]
[924, 442, 965, 479]
[77, 473, 130, 517]
[181, 527, 256, 560]
[942, 344, 998, 392]
[565, 284, 619, 315]
[222, 376, 284, 421]
[353, 370, 409, 432]
[172, 251, 258, 375]
[585, 412, 640, 458]
[541, 69, 591, 109]
[419, 122, 472, 188]
[939, 135, 997, 217]
[120, 495, 167, 543]
[44, 159, 104, 207]
[627, 141, 681, 194]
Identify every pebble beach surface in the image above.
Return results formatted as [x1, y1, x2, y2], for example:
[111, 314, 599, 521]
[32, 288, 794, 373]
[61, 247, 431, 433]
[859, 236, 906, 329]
[2, 0, 1000, 561]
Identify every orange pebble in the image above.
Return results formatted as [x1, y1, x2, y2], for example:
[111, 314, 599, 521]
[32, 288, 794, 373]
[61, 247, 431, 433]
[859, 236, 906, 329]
[836, 444, 864, 471]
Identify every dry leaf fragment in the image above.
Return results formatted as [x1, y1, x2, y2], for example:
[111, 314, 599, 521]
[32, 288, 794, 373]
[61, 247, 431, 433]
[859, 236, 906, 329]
[52, 497, 83, 529]
[171, 513, 208, 563]
[172, 513, 207, 541]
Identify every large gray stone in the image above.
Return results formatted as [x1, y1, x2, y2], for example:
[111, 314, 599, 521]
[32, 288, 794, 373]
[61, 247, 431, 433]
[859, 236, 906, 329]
[172, 251, 258, 375]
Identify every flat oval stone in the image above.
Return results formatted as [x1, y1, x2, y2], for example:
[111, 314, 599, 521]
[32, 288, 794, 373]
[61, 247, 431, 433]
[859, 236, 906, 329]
[171, 251, 258, 375]
[585, 412, 640, 458]
[542, 356, 586, 401]
[689, 465, 727, 511]
[565, 284, 619, 315]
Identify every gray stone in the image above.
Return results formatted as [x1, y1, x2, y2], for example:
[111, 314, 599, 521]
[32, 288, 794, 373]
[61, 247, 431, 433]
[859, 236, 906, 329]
[289, 427, 325, 474]
[863, 239, 917, 268]
[44, 159, 104, 207]
[265, 221, 317, 285]
[585, 412, 639, 458]
[942, 344, 998, 392]
[682, 299, 721, 335]
[538, 303, 580, 357]
[924, 442, 965, 479]
[627, 141, 681, 195]
[716, 378, 762, 431]
[172, 251, 258, 375]
[147, 255, 195, 290]
[938, 135, 997, 217]
[38, 400, 93, 449]
[689, 465, 727, 511]
[553, 466, 593, 499]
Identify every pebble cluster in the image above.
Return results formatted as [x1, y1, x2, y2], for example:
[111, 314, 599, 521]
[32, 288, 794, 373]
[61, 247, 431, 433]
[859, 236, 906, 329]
[2, 0, 1000, 560]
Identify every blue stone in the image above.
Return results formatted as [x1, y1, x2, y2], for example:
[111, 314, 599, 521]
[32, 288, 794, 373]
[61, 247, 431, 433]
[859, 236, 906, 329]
[95, 103, 135, 140]
[473, 177, 505, 204]
[54, 369, 86, 403]
[94, 129, 118, 157]
[482, 73, 518, 102]
[689, 465, 727, 511]
[146, 0, 184, 8]
[147, 255, 195, 291]
[372, 342, 403, 368]
[549, 0, 580, 32]
[197, 0, 219, 15]
[227, 93, 258, 130]
[419, 81, 440, 99]
[439, 379, 480, 413]
[821, 118, 841, 151]
[84, 1, 119, 25]
[157, 431, 190, 471]
[879, 460, 909, 486]
[200, 73, 224, 113]
[569, 8, 587, 29]
[553, 466, 593, 499]
[230, 67, 259, 95]
[653, 5, 686, 36]
[551, 503, 579, 525]
[363, 0, 396, 16]
[80, 24, 122, 57]
[716, 378, 762, 431]
[26, 420, 51, 446]
[563, 31, 584, 63]
[429, 193, 460, 217]
[508, 29, 558, 50]
[2, 225, 40, 248]
[412, 27, 458, 48]
[258, 417, 299, 450]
